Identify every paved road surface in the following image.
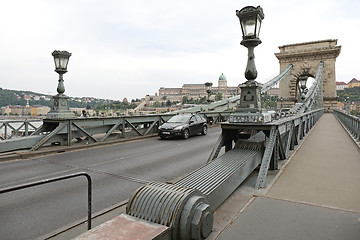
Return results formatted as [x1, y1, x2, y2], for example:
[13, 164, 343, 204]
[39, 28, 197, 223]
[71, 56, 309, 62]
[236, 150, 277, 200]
[0, 127, 222, 240]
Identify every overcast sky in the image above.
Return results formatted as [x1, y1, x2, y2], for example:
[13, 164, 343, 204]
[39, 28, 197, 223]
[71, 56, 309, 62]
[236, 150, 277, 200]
[0, 0, 359, 101]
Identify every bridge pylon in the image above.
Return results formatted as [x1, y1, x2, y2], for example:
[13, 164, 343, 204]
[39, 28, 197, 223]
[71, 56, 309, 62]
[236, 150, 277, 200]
[275, 39, 341, 110]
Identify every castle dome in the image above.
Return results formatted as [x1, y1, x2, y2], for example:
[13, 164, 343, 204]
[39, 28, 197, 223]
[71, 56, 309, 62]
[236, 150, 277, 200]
[218, 73, 227, 88]
[219, 73, 226, 81]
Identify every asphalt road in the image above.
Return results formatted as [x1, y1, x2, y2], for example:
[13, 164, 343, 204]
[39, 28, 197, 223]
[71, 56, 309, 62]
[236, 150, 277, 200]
[0, 126, 222, 240]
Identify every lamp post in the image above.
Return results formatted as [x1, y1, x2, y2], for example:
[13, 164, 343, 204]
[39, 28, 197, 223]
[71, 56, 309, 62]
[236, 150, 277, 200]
[345, 96, 350, 113]
[205, 82, 213, 103]
[236, 6, 264, 113]
[298, 76, 308, 101]
[47, 50, 75, 119]
[236, 6, 264, 82]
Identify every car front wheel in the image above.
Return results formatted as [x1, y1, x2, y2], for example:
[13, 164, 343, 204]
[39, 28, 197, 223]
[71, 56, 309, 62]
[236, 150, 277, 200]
[182, 129, 190, 139]
[201, 125, 208, 135]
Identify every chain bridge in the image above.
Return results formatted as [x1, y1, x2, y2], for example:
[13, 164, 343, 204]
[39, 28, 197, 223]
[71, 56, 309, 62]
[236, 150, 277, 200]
[1, 6, 359, 240]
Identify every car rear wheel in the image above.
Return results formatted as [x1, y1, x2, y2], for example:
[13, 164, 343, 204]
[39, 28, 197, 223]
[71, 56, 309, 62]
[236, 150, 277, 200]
[182, 129, 190, 139]
[201, 125, 208, 135]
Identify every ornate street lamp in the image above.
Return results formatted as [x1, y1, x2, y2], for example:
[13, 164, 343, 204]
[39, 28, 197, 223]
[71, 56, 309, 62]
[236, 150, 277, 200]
[47, 50, 75, 119]
[52, 50, 71, 94]
[298, 76, 308, 101]
[236, 6, 264, 81]
[235, 6, 264, 113]
[205, 82, 213, 103]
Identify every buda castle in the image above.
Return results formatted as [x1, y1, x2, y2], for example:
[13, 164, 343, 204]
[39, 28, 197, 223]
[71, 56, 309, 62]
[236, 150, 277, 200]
[152, 73, 239, 103]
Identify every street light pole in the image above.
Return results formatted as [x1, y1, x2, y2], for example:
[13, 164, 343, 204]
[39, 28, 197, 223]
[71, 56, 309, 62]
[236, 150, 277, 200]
[205, 82, 213, 103]
[47, 50, 75, 119]
[346, 97, 350, 113]
[236, 6, 264, 113]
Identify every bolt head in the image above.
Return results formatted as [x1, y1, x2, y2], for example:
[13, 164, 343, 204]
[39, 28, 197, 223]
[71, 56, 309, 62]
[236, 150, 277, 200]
[191, 203, 213, 239]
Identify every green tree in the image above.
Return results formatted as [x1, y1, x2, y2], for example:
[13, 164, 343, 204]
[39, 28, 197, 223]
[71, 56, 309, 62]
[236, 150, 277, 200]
[153, 101, 161, 107]
[215, 93, 223, 101]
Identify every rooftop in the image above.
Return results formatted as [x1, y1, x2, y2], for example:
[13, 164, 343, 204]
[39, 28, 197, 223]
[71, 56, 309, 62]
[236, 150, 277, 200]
[348, 78, 359, 84]
[336, 81, 347, 85]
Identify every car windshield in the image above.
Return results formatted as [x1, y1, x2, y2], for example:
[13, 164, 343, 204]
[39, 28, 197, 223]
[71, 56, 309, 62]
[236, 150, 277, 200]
[167, 115, 190, 123]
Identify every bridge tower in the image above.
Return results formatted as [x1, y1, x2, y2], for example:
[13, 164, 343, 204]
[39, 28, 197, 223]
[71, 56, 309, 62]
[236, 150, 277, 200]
[275, 39, 341, 110]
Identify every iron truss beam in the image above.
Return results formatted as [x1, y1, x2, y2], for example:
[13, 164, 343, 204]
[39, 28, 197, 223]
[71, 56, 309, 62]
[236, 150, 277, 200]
[221, 109, 324, 188]
[0, 112, 234, 153]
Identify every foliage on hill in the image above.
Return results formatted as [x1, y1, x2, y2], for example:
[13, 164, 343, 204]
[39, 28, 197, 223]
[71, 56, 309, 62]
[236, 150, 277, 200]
[337, 87, 360, 102]
[0, 87, 136, 110]
[0, 88, 27, 107]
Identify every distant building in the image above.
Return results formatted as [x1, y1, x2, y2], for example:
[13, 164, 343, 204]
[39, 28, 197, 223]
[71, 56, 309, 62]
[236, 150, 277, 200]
[8, 105, 31, 116]
[266, 88, 279, 96]
[158, 88, 182, 100]
[337, 101, 345, 110]
[158, 73, 239, 102]
[350, 102, 360, 113]
[1, 106, 11, 115]
[0, 105, 50, 116]
[23, 94, 31, 100]
[336, 81, 348, 91]
[30, 106, 51, 116]
[348, 78, 360, 88]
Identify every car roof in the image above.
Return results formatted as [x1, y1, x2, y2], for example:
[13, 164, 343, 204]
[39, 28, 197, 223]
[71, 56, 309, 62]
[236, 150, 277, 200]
[177, 113, 197, 116]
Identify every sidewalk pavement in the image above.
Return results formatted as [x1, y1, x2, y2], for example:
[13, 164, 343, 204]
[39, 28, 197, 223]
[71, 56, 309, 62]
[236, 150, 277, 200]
[208, 113, 360, 240]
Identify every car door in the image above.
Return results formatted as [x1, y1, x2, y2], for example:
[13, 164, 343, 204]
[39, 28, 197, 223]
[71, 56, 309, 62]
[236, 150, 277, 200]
[188, 115, 198, 135]
[195, 115, 205, 134]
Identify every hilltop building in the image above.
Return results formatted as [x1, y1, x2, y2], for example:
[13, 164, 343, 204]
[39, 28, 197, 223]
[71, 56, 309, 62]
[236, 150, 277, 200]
[336, 81, 348, 91]
[348, 78, 360, 88]
[157, 73, 240, 102]
[336, 78, 360, 90]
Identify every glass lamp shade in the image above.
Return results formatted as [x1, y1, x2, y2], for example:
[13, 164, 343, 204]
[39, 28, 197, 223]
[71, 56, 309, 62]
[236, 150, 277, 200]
[52, 50, 71, 72]
[236, 6, 264, 39]
[298, 76, 308, 89]
[241, 17, 262, 37]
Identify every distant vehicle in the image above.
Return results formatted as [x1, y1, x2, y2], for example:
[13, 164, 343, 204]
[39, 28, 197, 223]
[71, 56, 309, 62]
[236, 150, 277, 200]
[280, 108, 291, 112]
[158, 113, 208, 139]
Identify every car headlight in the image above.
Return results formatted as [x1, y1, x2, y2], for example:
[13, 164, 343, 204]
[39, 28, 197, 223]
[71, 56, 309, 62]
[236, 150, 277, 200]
[174, 126, 183, 131]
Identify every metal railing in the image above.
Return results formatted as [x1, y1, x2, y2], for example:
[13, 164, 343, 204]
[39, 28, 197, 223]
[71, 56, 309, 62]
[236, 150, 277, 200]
[0, 112, 233, 153]
[0, 119, 43, 140]
[333, 110, 360, 145]
[0, 172, 92, 230]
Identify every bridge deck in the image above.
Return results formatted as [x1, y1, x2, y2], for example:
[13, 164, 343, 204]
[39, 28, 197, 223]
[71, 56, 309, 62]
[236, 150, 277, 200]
[211, 113, 360, 239]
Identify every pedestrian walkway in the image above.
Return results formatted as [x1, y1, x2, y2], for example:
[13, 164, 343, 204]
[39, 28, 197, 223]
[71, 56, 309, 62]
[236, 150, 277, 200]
[211, 113, 360, 240]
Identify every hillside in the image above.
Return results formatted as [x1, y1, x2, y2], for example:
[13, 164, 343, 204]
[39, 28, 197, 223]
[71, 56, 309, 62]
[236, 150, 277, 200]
[0, 87, 138, 110]
[337, 86, 360, 102]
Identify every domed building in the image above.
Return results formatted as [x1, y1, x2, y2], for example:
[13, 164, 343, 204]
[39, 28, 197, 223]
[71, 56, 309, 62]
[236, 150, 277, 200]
[157, 73, 239, 102]
[213, 73, 238, 98]
[218, 73, 227, 88]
